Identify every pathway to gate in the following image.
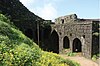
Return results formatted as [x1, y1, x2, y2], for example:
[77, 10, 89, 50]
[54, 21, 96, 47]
[60, 54, 99, 66]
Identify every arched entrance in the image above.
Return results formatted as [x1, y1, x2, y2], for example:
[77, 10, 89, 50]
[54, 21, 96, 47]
[73, 38, 82, 52]
[50, 30, 59, 53]
[63, 36, 70, 49]
[25, 29, 33, 39]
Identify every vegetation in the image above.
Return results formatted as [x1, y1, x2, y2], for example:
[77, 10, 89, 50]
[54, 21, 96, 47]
[65, 59, 80, 66]
[63, 49, 76, 56]
[92, 54, 100, 61]
[66, 52, 76, 57]
[0, 14, 80, 66]
[93, 32, 99, 36]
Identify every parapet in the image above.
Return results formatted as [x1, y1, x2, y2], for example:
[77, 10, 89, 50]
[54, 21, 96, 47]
[55, 14, 78, 24]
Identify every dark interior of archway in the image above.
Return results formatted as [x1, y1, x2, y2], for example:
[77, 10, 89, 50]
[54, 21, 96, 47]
[34, 29, 42, 45]
[92, 35, 99, 55]
[25, 29, 33, 39]
[73, 38, 82, 52]
[50, 30, 59, 53]
[63, 36, 70, 49]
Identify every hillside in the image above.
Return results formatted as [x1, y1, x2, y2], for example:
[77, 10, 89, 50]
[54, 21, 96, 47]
[0, 0, 43, 22]
[0, 0, 46, 45]
[0, 14, 80, 66]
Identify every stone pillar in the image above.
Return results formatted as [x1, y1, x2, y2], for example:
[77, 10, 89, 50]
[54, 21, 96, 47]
[70, 39, 73, 52]
[59, 35, 63, 54]
[81, 36, 85, 56]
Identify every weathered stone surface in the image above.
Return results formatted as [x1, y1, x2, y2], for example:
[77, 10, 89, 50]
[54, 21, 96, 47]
[51, 14, 99, 58]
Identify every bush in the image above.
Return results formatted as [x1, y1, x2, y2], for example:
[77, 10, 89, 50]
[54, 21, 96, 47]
[36, 51, 68, 66]
[0, 43, 41, 66]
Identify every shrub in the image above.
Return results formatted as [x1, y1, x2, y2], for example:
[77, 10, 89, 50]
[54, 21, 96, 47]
[36, 51, 69, 66]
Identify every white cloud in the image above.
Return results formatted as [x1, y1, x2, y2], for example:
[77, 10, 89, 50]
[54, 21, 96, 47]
[20, 0, 58, 21]
[32, 4, 57, 21]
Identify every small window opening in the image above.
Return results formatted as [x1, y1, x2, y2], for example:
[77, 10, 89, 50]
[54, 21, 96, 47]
[83, 35, 85, 38]
[61, 19, 64, 24]
[70, 33, 72, 36]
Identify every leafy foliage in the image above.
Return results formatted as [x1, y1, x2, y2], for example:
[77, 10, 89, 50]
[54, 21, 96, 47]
[37, 51, 68, 66]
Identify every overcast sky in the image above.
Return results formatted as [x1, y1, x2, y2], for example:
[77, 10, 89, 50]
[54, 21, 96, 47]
[19, 0, 99, 21]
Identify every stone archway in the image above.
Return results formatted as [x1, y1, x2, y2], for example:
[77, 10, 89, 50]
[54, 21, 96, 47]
[63, 36, 70, 49]
[50, 30, 59, 53]
[73, 38, 82, 52]
[25, 29, 33, 39]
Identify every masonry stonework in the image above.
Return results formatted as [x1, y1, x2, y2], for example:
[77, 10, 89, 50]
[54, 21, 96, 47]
[51, 14, 99, 58]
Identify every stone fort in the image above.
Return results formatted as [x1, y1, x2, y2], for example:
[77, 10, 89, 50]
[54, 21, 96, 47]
[50, 14, 99, 58]
[0, 0, 99, 59]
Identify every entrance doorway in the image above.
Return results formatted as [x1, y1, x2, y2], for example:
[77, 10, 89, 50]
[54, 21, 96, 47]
[50, 30, 59, 53]
[63, 36, 70, 49]
[73, 38, 82, 52]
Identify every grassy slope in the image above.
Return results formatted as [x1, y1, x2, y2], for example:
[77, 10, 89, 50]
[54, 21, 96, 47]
[0, 14, 79, 66]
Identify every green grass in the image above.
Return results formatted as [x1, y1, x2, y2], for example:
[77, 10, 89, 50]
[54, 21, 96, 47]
[66, 52, 76, 57]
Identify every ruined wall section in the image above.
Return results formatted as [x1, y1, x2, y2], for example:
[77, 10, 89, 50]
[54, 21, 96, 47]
[53, 14, 93, 58]
[55, 14, 77, 24]
[62, 20, 93, 58]
[73, 21, 92, 58]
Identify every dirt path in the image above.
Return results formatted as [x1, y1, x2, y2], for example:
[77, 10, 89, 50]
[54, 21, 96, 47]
[60, 54, 99, 66]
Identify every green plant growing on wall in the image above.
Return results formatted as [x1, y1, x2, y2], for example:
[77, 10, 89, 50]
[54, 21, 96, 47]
[93, 32, 99, 36]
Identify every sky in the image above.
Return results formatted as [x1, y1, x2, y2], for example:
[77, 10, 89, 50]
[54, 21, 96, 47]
[19, 0, 100, 21]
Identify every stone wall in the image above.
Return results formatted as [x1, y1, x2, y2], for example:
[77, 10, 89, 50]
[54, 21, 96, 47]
[51, 14, 99, 58]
